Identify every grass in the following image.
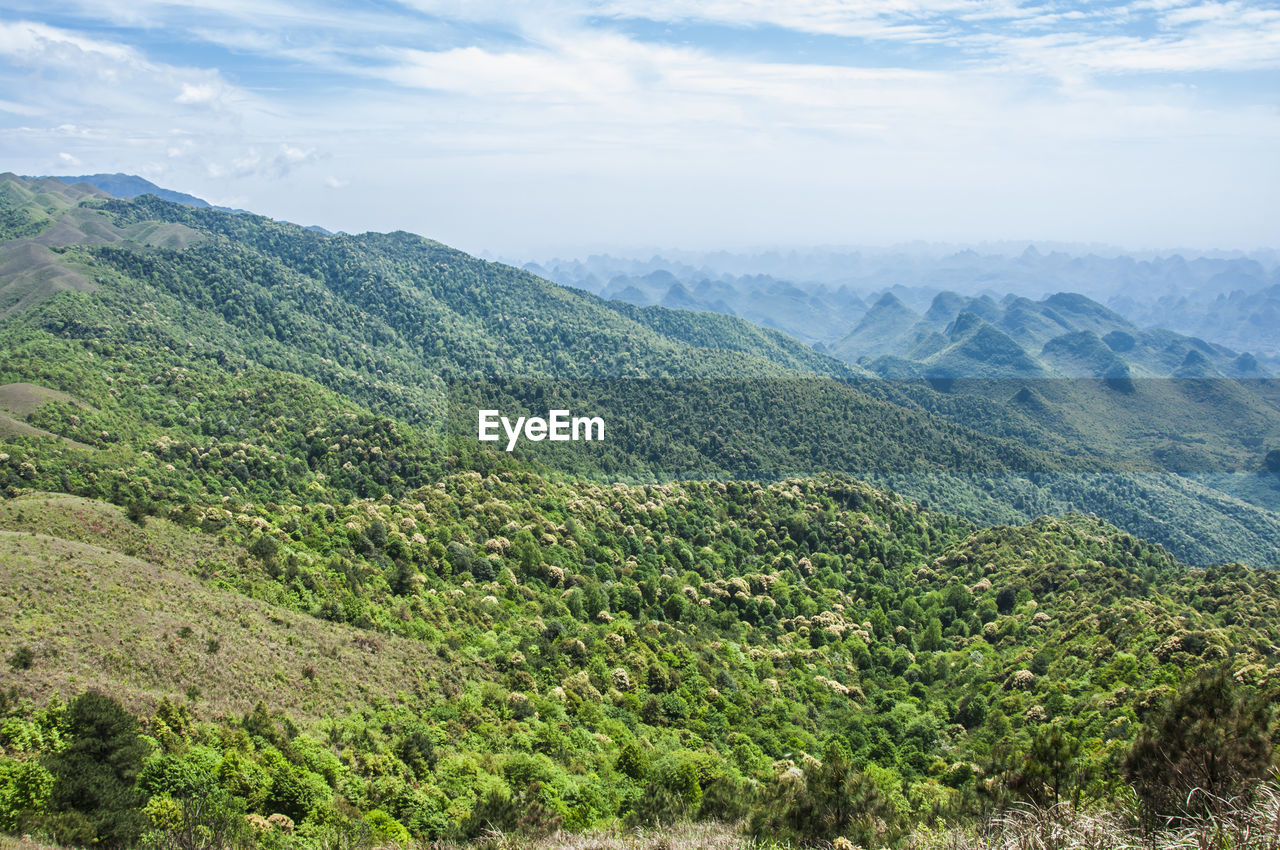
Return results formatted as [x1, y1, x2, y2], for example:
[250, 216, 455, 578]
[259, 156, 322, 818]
[0, 838, 65, 850]
[912, 787, 1280, 849]
[445, 821, 757, 850]
[0, 384, 83, 419]
[444, 789, 1280, 850]
[0, 384, 93, 448]
[0, 496, 482, 724]
[0, 493, 231, 569]
[5, 791, 1280, 849]
[0, 411, 59, 442]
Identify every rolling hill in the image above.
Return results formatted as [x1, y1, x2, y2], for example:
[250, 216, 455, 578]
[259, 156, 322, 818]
[1, 173, 1279, 848]
[1, 173, 1279, 567]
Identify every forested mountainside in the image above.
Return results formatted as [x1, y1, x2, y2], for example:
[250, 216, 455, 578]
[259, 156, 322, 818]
[2, 474, 1278, 848]
[1, 173, 1278, 848]
[1, 174, 1278, 565]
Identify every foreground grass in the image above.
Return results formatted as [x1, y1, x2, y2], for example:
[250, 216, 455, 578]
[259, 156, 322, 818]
[455, 786, 1277, 848]
[6, 790, 1280, 850]
[0, 839, 64, 850]
[901, 785, 1280, 850]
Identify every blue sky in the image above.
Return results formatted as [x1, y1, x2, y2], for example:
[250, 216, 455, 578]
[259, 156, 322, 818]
[1, 0, 1277, 256]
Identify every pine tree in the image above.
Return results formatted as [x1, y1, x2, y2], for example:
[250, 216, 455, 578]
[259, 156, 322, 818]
[1124, 666, 1274, 825]
[45, 692, 148, 848]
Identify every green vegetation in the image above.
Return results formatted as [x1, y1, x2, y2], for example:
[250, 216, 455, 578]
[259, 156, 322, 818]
[1, 478, 1277, 847]
[0, 176, 1278, 847]
[0, 174, 1276, 565]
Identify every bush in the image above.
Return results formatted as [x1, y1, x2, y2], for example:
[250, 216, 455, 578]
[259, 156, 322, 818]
[626, 754, 703, 828]
[0, 756, 54, 830]
[459, 784, 562, 839]
[6, 645, 34, 671]
[140, 790, 248, 850]
[750, 743, 905, 848]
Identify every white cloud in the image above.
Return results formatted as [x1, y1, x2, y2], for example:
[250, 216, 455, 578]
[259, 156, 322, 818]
[57, 151, 82, 166]
[1, 2, 1276, 251]
[0, 98, 42, 116]
[588, 0, 987, 39]
[273, 144, 315, 175]
[175, 82, 222, 105]
[0, 19, 142, 67]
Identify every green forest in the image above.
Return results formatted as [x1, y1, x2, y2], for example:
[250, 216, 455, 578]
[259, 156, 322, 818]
[1, 175, 1278, 848]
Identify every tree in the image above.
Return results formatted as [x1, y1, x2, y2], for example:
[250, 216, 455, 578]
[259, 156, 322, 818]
[615, 741, 648, 781]
[45, 691, 149, 848]
[920, 617, 945, 651]
[1124, 667, 1274, 825]
[1008, 724, 1083, 807]
[750, 742, 904, 848]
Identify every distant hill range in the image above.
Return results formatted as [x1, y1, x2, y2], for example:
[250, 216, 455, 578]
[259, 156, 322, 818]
[828, 289, 1271, 381]
[50, 173, 216, 208]
[533, 249, 1280, 370]
[42, 173, 331, 233]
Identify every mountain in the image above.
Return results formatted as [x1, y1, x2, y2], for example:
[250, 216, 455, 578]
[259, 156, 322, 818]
[2, 473, 1280, 844]
[45, 173, 331, 231]
[533, 258, 869, 346]
[1, 173, 1279, 570]
[50, 173, 214, 208]
[3, 466, 1279, 846]
[839, 289, 1263, 381]
[829, 292, 922, 361]
[537, 249, 1280, 371]
[2, 174, 1279, 849]
[1124, 281, 1280, 361]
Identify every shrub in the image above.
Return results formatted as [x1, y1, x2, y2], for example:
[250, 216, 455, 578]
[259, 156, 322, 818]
[6, 645, 34, 671]
[363, 808, 411, 847]
[140, 790, 247, 850]
[615, 740, 648, 780]
[0, 756, 54, 830]
[626, 754, 703, 828]
[459, 784, 562, 839]
[750, 743, 906, 848]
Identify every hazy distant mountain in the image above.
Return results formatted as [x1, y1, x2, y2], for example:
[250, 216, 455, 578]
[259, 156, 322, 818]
[51, 173, 214, 208]
[824, 288, 1267, 380]
[45, 173, 333, 233]
[530, 259, 868, 345]
[829, 292, 922, 361]
[534, 249, 1280, 368]
[1121, 281, 1280, 359]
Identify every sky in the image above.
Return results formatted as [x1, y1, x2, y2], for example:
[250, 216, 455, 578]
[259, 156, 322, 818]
[0, 1, 1278, 258]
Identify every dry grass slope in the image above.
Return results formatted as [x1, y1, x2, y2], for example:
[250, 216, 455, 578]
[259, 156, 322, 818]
[0, 411, 60, 442]
[0, 171, 203, 318]
[0, 242, 96, 319]
[0, 494, 225, 568]
[0, 496, 479, 724]
[0, 384, 85, 419]
[0, 385, 93, 448]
